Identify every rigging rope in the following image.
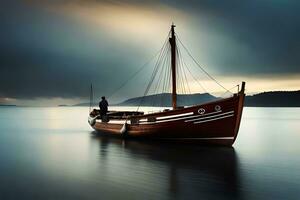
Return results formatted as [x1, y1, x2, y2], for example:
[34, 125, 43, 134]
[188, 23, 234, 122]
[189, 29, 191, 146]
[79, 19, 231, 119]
[107, 30, 171, 101]
[175, 34, 232, 94]
[160, 52, 171, 106]
[220, 84, 239, 97]
[107, 46, 164, 100]
[137, 32, 171, 111]
[179, 48, 194, 105]
[176, 41, 207, 94]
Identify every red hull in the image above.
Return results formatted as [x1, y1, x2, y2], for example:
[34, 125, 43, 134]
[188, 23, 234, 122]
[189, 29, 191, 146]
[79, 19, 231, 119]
[90, 91, 245, 146]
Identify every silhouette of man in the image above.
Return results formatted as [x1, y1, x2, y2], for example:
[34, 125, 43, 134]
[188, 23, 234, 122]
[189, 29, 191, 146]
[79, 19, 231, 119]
[99, 96, 109, 117]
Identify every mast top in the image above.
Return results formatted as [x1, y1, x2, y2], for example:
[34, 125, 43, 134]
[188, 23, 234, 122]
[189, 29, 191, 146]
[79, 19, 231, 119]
[171, 23, 176, 35]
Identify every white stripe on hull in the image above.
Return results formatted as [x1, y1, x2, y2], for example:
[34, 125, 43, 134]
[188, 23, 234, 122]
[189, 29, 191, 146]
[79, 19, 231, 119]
[157, 110, 222, 121]
[95, 110, 235, 125]
[96, 120, 128, 124]
[193, 114, 234, 124]
[159, 137, 234, 140]
[157, 112, 194, 120]
[139, 110, 223, 124]
[139, 110, 234, 124]
[185, 111, 234, 122]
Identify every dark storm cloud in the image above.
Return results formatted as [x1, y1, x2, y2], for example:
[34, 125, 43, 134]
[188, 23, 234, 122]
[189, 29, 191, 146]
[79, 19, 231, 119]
[165, 0, 300, 74]
[0, 0, 154, 99]
[0, 0, 300, 100]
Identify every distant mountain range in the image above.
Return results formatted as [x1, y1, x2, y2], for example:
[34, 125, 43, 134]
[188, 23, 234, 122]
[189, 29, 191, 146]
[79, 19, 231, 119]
[245, 91, 300, 107]
[118, 93, 218, 107]
[73, 90, 300, 107]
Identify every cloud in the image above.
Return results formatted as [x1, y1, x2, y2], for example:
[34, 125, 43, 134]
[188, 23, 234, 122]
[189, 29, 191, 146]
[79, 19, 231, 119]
[0, 0, 300, 103]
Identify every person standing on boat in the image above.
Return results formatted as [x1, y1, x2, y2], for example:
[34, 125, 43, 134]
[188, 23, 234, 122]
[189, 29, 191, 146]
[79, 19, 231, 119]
[99, 96, 109, 120]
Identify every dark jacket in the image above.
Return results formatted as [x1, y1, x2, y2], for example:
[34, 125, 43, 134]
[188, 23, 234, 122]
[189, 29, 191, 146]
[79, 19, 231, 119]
[99, 99, 108, 113]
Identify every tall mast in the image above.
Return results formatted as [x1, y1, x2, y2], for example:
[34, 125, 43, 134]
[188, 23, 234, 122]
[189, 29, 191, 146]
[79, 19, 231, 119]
[169, 24, 177, 109]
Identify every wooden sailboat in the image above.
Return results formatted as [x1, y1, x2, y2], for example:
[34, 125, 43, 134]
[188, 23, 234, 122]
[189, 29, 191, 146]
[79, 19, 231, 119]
[89, 25, 245, 146]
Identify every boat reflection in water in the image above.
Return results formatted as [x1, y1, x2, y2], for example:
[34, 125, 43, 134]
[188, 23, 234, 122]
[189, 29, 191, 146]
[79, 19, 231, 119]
[91, 133, 243, 199]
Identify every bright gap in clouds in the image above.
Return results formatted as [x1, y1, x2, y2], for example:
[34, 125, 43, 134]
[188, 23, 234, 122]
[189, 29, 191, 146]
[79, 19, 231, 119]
[41, 1, 189, 45]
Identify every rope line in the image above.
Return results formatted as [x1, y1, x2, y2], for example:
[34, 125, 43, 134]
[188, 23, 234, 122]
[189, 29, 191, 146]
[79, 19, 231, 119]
[137, 32, 171, 111]
[176, 34, 232, 94]
[176, 40, 207, 94]
[108, 32, 170, 100]
[107, 50, 159, 99]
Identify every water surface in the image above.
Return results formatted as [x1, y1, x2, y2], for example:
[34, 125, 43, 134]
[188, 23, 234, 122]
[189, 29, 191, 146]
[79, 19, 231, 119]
[0, 107, 299, 199]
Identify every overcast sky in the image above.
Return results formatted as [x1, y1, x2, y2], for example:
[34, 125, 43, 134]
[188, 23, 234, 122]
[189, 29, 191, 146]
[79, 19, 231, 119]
[1, 0, 300, 106]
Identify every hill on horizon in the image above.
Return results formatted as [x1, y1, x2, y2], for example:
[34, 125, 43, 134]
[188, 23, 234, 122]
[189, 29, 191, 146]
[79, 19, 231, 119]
[117, 93, 218, 107]
[73, 90, 300, 107]
[245, 90, 300, 107]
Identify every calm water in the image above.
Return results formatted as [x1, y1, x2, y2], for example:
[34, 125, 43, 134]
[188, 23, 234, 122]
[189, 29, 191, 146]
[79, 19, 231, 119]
[0, 107, 300, 200]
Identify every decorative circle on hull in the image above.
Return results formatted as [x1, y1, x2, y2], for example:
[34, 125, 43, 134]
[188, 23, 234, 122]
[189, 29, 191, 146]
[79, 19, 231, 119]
[198, 108, 206, 115]
[215, 105, 221, 111]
